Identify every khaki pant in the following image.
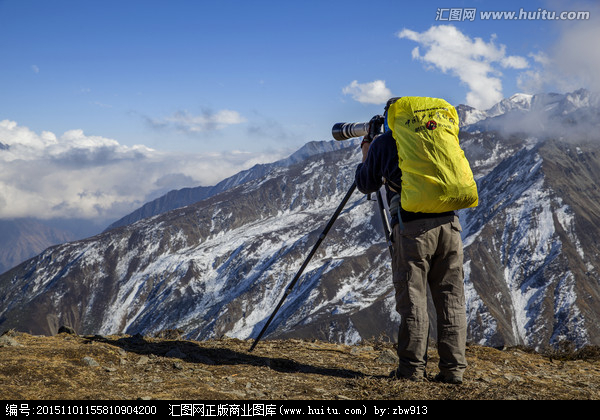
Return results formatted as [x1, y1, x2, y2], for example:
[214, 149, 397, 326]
[391, 214, 467, 380]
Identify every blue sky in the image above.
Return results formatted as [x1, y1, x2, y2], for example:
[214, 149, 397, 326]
[0, 0, 598, 224]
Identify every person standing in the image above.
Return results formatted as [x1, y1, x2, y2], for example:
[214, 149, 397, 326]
[355, 97, 474, 384]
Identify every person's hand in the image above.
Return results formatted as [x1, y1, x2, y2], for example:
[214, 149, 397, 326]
[366, 115, 384, 141]
[361, 115, 382, 162]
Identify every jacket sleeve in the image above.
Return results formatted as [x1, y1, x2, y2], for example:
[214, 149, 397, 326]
[354, 132, 401, 195]
[355, 151, 383, 194]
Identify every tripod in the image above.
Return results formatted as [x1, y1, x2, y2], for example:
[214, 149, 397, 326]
[248, 177, 392, 352]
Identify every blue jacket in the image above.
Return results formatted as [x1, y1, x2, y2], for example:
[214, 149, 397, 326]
[355, 131, 454, 224]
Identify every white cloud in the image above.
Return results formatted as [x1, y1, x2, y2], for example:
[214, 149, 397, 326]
[0, 120, 284, 222]
[398, 25, 529, 109]
[516, 7, 600, 96]
[342, 80, 393, 104]
[548, 16, 600, 93]
[150, 109, 246, 134]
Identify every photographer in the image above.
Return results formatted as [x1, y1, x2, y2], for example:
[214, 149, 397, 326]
[355, 98, 468, 385]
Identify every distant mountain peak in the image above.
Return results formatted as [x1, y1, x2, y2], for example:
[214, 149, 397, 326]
[457, 92, 534, 126]
[458, 88, 599, 138]
[487, 93, 533, 117]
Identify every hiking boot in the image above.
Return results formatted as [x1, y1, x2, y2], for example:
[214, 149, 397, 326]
[433, 372, 463, 385]
[389, 368, 426, 382]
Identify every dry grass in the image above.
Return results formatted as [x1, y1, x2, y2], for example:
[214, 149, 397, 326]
[1, 330, 599, 401]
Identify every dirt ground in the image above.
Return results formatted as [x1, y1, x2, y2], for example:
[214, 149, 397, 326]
[1, 330, 599, 402]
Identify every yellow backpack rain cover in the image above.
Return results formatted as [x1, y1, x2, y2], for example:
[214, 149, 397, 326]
[386, 96, 478, 213]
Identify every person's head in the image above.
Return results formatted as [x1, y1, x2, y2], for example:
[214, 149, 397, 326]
[384, 97, 401, 132]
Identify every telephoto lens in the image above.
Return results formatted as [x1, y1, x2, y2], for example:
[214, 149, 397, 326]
[331, 122, 369, 141]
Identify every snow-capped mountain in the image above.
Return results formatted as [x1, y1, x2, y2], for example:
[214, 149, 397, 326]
[460, 138, 600, 348]
[1, 89, 599, 351]
[486, 93, 533, 118]
[0, 144, 398, 344]
[457, 89, 600, 137]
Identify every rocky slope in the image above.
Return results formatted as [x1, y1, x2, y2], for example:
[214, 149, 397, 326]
[1, 330, 599, 401]
[460, 138, 600, 348]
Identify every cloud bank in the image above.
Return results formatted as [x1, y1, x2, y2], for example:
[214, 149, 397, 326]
[0, 120, 283, 222]
[398, 25, 528, 109]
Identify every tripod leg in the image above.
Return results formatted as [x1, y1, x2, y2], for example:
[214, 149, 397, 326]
[248, 181, 358, 352]
[375, 189, 393, 258]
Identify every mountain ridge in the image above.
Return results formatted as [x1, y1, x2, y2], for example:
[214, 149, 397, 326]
[104, 139, 359, 232]
[1, 89, 599, 353]
[108, 88, 600, 234]
[1, 89, 593, 276]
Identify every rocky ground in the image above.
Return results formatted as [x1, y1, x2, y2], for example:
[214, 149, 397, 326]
[1, 329, 599, 401]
